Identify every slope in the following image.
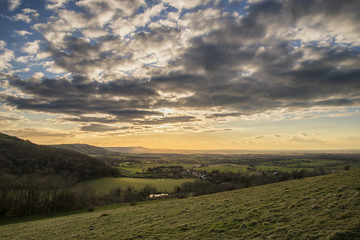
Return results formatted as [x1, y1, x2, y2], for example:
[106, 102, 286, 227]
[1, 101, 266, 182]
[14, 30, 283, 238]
[51, 144, 113, 155]
[104, 146, 157, 154]
[0, 132, 118, 181]
[1, 169, 359, 239]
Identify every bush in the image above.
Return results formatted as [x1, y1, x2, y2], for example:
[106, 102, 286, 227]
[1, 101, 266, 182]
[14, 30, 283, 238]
[87, 205, 95, 212]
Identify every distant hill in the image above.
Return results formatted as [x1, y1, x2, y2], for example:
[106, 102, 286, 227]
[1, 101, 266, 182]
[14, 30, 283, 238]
[1, 168, 359, 238]
[0, 132, 118, 181]
[105, 146, 360, 154]
[51, 144, 113, 155]
[104, 146, 157, 154]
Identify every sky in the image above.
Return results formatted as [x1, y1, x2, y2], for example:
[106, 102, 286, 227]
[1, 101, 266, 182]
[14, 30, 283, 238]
[0, 0, 360, 150]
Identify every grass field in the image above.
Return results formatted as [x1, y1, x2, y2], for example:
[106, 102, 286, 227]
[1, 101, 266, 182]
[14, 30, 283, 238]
[74, 177, 196, 194]
[196, 163, 249, 173]
[2, 169, 359, 239]
[115, 156, 359, 177]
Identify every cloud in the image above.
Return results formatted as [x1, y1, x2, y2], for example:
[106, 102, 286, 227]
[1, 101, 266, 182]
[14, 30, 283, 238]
[0, 114, 20, 128]
[290, 136, 323, 144]
[8, 0, 21, 11]
[46, 0, 69, 10]
[22, 40, 41, 54]
[12, 13, 31, 23]
[3, 128, 75, 138]
[62, 116, 119, 124]
[11, 8, 39, 23]
[80, 124, 120, 132]
[137, 116, 196, 125]
[1, 0, 360, 128]
[0, 42, 14, 71]
[14, 30, 32, 36]
[164, 0, 211, 10]
[206, 112, 242, 118]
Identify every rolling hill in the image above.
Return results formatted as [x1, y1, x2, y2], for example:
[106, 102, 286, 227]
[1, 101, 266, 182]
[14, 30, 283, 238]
[0, 132, 118, 181]
[104, 146, 157, 154]
[51, 144, 113, 155]
[1, 169, 359, 239]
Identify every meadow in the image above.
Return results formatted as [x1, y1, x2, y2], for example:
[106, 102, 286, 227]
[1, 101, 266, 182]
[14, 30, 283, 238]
[74, 177, 196, 194]
[1, 169, 359, 239]
[111, 153, 360, 176]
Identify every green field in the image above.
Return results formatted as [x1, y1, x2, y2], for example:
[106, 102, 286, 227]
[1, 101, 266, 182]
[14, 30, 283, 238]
[195, 163, 249, 173]
[2, 169, 360, 239]
[112, 154, 360, 178]
[75, 177, 196, 194]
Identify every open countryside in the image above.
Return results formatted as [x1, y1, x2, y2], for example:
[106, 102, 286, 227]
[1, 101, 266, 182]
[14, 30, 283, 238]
[1, 0, 360, 239]
[1, 169, 359, 239]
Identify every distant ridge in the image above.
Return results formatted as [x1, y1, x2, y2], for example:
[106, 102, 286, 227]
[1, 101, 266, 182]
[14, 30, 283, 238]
[51, 143, 113, 155]
[104, 147, 360, 155]
[104, 146, 156, 154]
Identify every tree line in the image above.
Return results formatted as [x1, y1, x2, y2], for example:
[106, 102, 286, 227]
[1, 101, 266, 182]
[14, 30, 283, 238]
[0, 173, 159, 217]
[172, 167, 330, 197]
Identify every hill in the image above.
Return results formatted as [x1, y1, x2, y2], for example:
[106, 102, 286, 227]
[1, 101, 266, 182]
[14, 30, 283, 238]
[0, 132, 118, 181]
[1, 169, 359, 239]
[104, 146, 156, 154]
[51, 144, 113, 155]
[105, 146, 360, 154]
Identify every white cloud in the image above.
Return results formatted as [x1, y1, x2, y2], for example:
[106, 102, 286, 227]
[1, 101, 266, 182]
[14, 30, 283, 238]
[22, 8, 38, 15]
[22, 40, 41, 55]
[164, 0, 209, 10]
[14, 30, 32, 36]
[0, 41, 14, 71]
[11, 8, 39, 23]
[46, 0, 69, 10]
[0, 41, 6, 50]
[294, 16, 360, 46]
[8, 0, 21, 11]
[12, 13, 31, 23]
[15, 56, 29, 63]
[110, 3, 165, 37]
[31, 72, 45, 79]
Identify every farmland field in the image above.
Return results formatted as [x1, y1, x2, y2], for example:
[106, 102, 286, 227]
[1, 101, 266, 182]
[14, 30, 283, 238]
[74, 177, 196, 194]
[110, 153, 360, 177]
[1, 169, 360, 239]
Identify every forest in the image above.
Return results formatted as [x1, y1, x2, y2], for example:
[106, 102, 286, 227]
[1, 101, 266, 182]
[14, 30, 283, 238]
[0, 133, 119, 216]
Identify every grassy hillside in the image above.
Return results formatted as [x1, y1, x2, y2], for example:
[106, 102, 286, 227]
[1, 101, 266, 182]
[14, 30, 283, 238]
[0, 132, 118, 181]
[74, 177, 196, 194]
[1, 169, 359, 239]
[51, 144, 113, 155]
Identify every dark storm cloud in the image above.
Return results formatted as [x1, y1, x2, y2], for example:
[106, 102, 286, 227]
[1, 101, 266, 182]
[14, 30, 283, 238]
[2, 74, 163, 122]
[7, 74, 158, 101]
[3, 93, 163, 120]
